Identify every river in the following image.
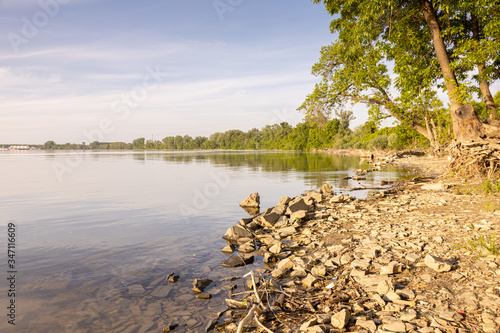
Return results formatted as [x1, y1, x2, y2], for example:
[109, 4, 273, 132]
[0, 150, 410, 332]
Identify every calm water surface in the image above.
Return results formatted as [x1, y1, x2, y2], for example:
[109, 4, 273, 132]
[0, 150, 410, 332]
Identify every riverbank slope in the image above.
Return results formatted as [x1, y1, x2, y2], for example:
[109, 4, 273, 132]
[214, 156, 500, 332]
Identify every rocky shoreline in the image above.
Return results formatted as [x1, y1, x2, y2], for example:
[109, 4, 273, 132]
[205, 156, 500, 333]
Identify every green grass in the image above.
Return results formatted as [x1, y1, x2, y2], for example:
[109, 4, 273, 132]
[484, 200, 500, 212]
[463, 232, 499, 256]
[479, 177, 500, 195]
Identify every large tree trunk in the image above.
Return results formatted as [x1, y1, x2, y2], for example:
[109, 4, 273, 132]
[418, 0, 498, 142]
[471, 14, 498, 121]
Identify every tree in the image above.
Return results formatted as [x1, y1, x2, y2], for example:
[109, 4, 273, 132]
[309, 0, 500, 143]
[132, 137, 145, 150]
[43, 140, 56, 150]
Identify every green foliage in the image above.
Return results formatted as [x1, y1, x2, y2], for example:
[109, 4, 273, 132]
[43, 140, 56, 150]
[309, 0, 500, 141]
[480, 177, 500, 195]
[132, 137, 145, 150]
[42, 119, 429, 152]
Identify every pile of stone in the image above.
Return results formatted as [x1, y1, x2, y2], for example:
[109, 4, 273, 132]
[210, 182, 500, 332]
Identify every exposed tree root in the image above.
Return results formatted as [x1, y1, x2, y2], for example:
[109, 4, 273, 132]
[447, 140, 500, 178]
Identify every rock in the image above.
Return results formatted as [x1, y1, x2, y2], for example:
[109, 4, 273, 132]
[241, 206, 260, 216]
[290, 267, 307, 278]
[330, 194, 346, 203]
[311, 265, 327, 277]
[351, 259, 371, 270]
[355, 275, 392, 290]
[331, 309, 351, 329]
[424, 254, 452, 272]
[340, 253, 353, 265]
[305, 190, 323, 203]
[221, 254, 254, 267]
[286, 197, 310, 215]
[439, 311, 464, 322]
[128, 284, 146, 296]
[271, 268, 285, 278]
[167, 275, 180, 283]
[222, 225, 253, 243]
[400, 309, 417, 321]
[405, 253, 420, 262]
[320, 183, 334, 195]
[372, 293, 386, 306]
[350, 269, 366, 277]
[238, 241, 256, 253]
[221, 244, 235, 253]
[277, 258, 294, 271]
[380, 261, 401, 275]
[240, 192, 260, 207]
[300, 318, 318, 331]
[290, 210, 308, 221]
[385, 291, 401, 302]
[269, 242, 283, 254]
[302, 274, 319, 288]
[421, 183, 449, 191]
[259, 211, 281, 226]
[382, 320, 406, 332]
[306, 325, 325, 333]
[192, 278, 213, 293]
[278, 196, 291, 206]
[356, 319, 377, 331]
[483, 323, 498, 332]
[397, 288, 415, 300]
[377, 279, 394, 295]
[272, 204, 287, 216]
[316, 314, 331, 324]
[277, 226, 296, 237]
[205, 319, 217, 332]
[195, 293, 212, 299]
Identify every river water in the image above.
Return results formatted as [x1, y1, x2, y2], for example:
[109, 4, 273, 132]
[0, 150, 410, 332]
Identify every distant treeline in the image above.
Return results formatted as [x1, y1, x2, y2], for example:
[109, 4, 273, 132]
[42, 120, 429, 151]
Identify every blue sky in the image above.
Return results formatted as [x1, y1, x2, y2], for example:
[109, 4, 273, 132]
[0, 0, 354, 144]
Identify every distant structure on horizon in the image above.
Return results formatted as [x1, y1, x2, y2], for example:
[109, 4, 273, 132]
[7, 146, 36, 150]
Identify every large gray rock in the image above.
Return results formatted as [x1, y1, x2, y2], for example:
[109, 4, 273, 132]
[220, 254, 254, 267]
[302, 274, 319, 288]
[286, 197, 310, 215]
[331, 309, 351, 329]
[290, 210, 308, 221]
[278, 196, 291, 206]
[258, 211, 281, 226]
[192, 278, 213, 293]
[240, 192, 260, 207]
[319, 183, 334, 195]
[238, 241, 256, 253]
[222, 224, 253, 243]
[424, 254, 452, 272]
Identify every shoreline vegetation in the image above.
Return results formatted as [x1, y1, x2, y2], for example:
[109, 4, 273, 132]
[199, 155, 500, 333]
[14, 119, 430, 152]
